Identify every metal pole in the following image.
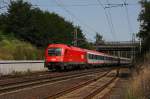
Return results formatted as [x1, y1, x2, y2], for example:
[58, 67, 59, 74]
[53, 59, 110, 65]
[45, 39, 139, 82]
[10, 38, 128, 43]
[75, 28, 77, 46]
[140, 38, 142, 54]
[132, 33, 135, 63]
[73, 28, 77, 46]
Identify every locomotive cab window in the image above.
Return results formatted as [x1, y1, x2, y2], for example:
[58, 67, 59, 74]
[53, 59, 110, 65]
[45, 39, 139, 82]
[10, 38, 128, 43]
[48, 48, 62, 56]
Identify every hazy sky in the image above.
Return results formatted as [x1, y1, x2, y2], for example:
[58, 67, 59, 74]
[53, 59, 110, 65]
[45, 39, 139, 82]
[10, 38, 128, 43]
[3, 0, 141, 42]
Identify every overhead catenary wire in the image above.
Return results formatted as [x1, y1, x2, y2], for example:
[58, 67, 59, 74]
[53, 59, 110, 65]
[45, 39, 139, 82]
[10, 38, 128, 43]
[34, 0, 137, 41]
[122, 0, 133, 38]
[32, 3, 139, 7]
[105, 0, 117, 40]
[0, 0, 137, 42]
[54, 0, 98, 35]
[0, 0, 99, 42]
[97, 0, 116, 40]
[122, 0, 134, 60]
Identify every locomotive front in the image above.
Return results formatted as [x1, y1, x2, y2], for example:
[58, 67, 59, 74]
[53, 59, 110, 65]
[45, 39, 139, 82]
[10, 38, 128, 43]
[44, 44, 65, 70]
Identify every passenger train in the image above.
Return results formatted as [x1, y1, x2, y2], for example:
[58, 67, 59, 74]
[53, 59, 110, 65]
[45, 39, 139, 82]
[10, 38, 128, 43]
[44, 44, 131, 71]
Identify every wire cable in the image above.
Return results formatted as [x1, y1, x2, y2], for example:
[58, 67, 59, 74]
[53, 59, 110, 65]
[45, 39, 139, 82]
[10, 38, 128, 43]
[97, 0, 116, 40]
[32, 3, 138, 7]
[54, 0, 98, 34]
[106, 0, 117, 40]
[122, 0, 133, 38]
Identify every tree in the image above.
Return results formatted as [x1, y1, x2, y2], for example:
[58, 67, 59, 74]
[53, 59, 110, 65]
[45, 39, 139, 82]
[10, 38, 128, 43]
[95, 32, 104, 45]
[0, 0, 88, 48]
[138, 0, 150, 53]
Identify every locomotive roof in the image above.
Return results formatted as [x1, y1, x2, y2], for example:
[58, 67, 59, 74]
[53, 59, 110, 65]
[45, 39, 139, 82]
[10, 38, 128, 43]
[48, 44, 70, 48]
[47, 44, 85, 52]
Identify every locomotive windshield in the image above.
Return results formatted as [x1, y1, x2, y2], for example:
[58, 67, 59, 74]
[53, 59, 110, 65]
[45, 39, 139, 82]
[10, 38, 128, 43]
[48, 48, 62, 56]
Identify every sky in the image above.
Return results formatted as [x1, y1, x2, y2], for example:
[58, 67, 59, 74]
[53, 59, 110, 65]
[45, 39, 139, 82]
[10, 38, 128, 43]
[1, 0, 141, 42]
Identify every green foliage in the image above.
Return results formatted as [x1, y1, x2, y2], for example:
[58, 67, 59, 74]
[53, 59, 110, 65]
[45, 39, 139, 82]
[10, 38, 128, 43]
[0, 31, 43, 60]
[138, 0, 150, 53]
[95, 32, 104, 45]
[0, 0, 90, 48]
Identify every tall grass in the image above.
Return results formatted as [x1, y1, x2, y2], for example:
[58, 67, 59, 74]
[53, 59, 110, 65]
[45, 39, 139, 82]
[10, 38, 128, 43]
[125, 53, 150, 99]
[0, 31, 44, 60]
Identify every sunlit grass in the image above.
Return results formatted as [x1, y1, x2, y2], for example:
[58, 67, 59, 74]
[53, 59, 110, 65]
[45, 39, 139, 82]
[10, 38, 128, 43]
[0, 31, 44, 60]
[125, 53, 150, 99]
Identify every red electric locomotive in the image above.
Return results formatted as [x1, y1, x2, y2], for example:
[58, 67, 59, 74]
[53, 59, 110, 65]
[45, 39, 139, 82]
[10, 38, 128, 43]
[45, 44, 86, 70]
[44, 44, 131, 71]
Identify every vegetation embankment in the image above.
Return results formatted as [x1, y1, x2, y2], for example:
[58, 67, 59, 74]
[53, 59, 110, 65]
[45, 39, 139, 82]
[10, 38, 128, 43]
[126, 53, 150, 99]
[0, 0, 94, 60]
[0, 31, 43, 60]
[125, 0, 150, 98]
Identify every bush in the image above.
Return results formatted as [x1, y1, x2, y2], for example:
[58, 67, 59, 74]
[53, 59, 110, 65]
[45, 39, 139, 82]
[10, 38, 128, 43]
[0, 31, 44, 60]
[125, 53, 150, 99]
[126, 67, 150, 99]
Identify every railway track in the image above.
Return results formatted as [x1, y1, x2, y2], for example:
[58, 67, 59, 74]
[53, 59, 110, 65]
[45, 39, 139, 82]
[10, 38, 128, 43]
[0, 68, 108, 86]
[45, 70, 118, 99]
[0, 68, 110, 95]
[84, 76, 117, 99]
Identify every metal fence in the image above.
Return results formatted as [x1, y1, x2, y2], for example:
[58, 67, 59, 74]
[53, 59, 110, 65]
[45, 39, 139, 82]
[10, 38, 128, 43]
[0, 60, 47, 75]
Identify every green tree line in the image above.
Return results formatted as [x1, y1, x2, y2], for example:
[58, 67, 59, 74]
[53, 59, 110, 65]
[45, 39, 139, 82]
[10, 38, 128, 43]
[0, 0, 91, 48]
[138, 0, 150, 54]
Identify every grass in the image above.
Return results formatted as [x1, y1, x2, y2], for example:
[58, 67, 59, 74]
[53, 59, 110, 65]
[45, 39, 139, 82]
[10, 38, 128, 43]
[125, 53, 150, 99]
[126, 67, 150, 99]
[0, 31, 44, 60]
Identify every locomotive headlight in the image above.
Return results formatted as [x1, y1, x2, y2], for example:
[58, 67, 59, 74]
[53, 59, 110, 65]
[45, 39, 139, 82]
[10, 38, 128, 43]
[60, 58, 63, 62]
[81, 55, 84, 59]
[51, 58, 56, 61]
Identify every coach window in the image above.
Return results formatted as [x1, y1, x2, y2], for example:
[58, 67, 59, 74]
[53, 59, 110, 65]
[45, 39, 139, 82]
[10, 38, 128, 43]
[88, 54, 92, 59]
[99, 56, 101, 60]
[87, 54, 89, 59]
[98, 55, 100, 60]
[94, 55, 96, 59]
[96, 55, 98, 60]
[105, 57, 107, 60]
[94, 55, 96, 60]
[102, 56, 104, 60]
[103, 56, 106, 60]
[91, 54, 93, 59]
[93, 55, 95, 59]
[95, 55, 97, 60]
[90, 54, 93, 59]
[90, 54, 92, 59]
[107, 57, 109, 60]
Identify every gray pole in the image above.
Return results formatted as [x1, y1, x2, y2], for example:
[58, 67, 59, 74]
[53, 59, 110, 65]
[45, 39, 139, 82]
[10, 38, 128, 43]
[73, 28, 77, 46]
[140, 38, 142, 54]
